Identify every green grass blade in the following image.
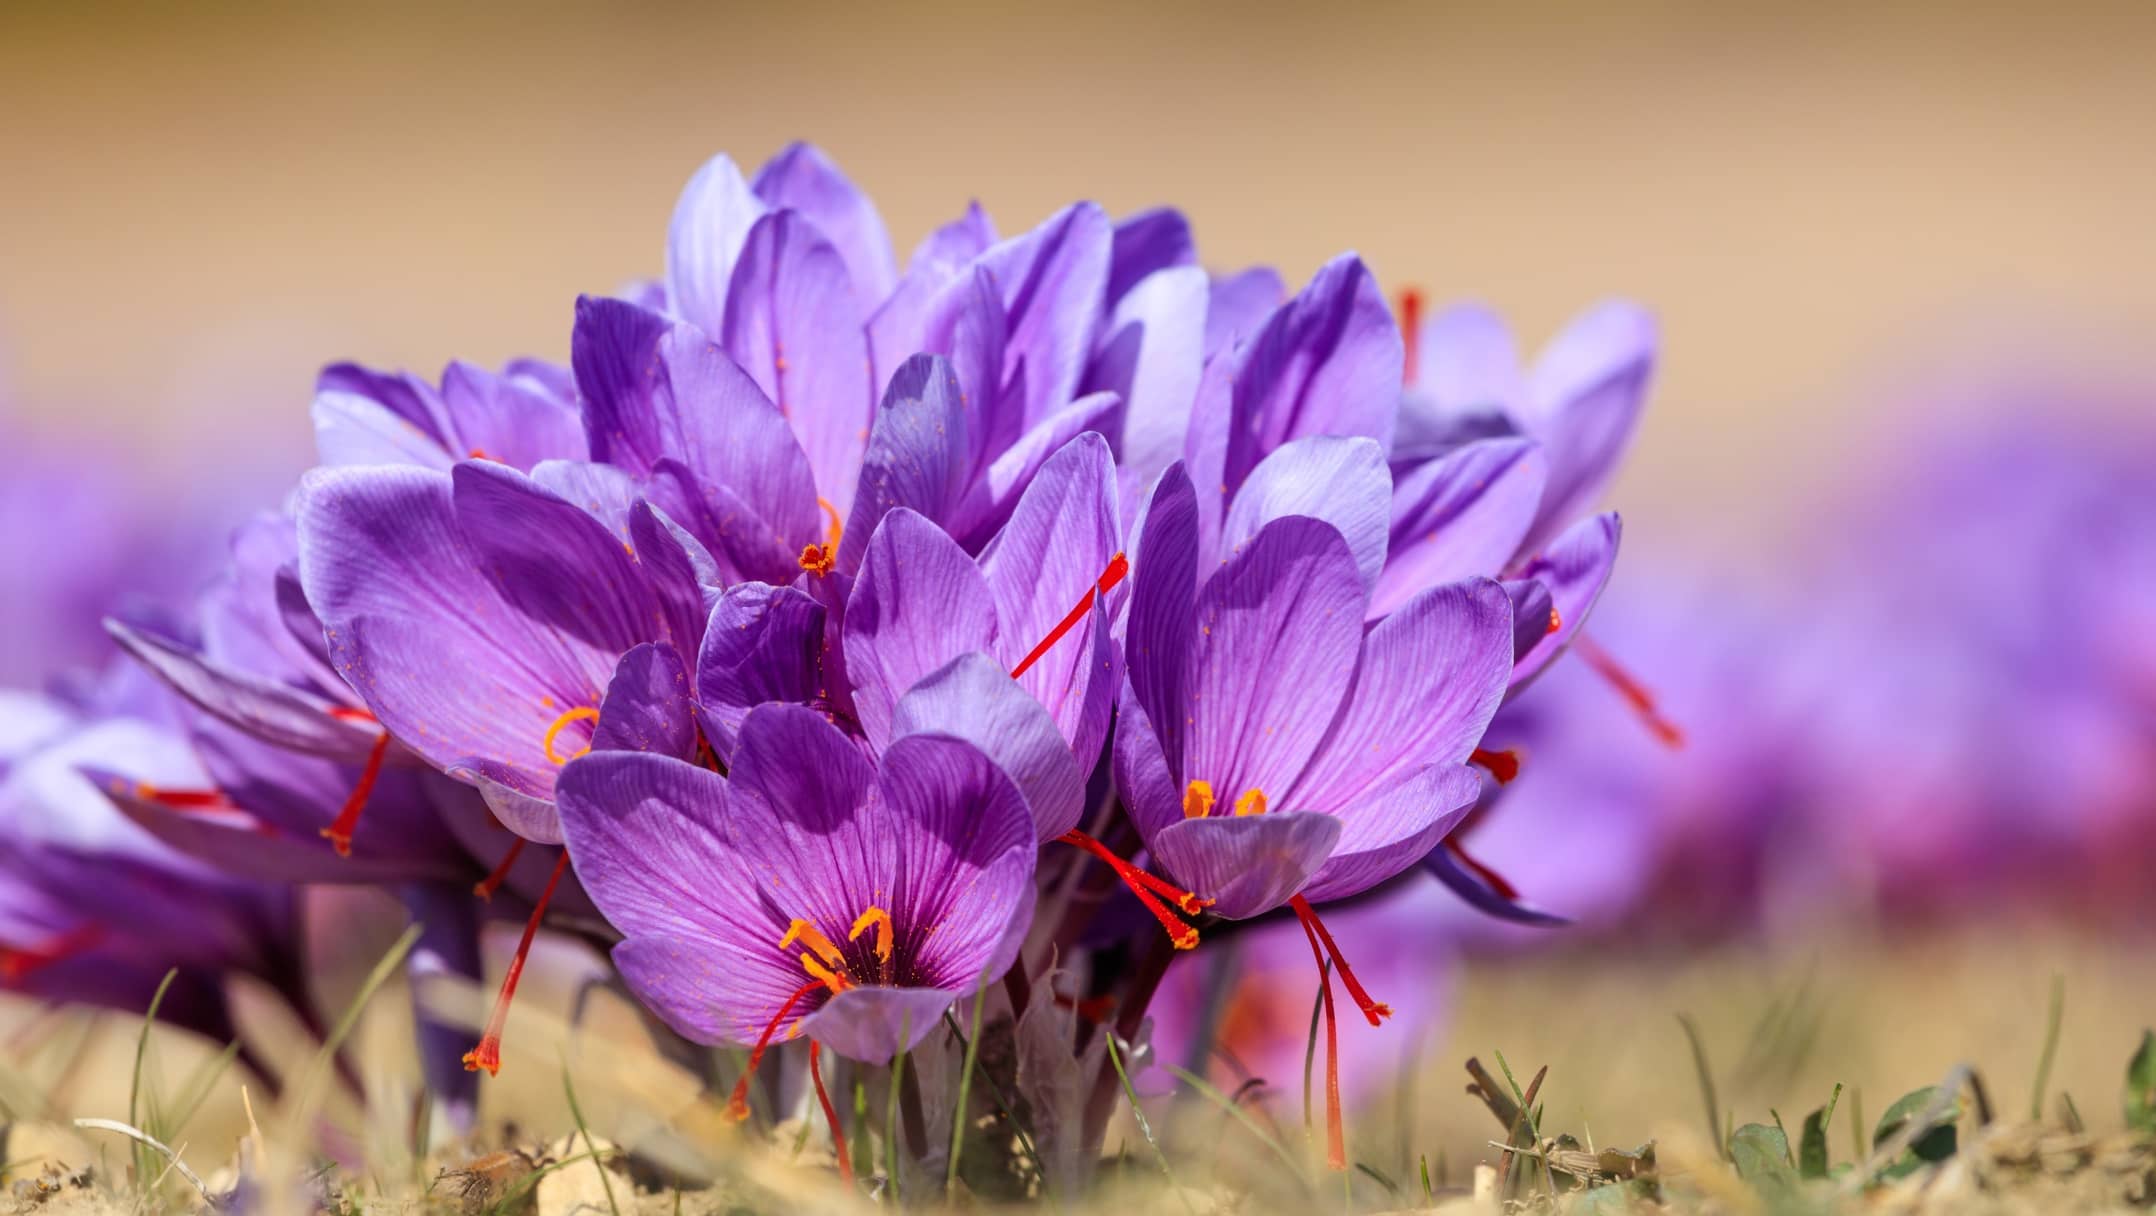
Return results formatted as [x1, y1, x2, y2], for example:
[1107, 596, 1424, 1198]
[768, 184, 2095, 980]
[129, 968, 179, 1188]
[1106, 1032, 1193, 1216]
[2031, 974, 2065, 1122]
[561, 1061, 621, 1216]
[293, 923, 423, 1120]
[1676, 1014, 1724, 1160]
[945, 979, 986, 1197]
[887, 1013, 909, 1203]
[1161, 1062, 1307, 1187]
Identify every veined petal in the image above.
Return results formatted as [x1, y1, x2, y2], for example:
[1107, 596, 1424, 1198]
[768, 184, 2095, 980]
[694, 582, 827, 761]
[1095, 265, 1208, 497]
[1507, 512, 1621, 690]
[876, 732, 1038, 985]
[1519, 301, 1656, 552]
[1107, 207, 1196, 304]
[592, 642, 700, 762]
[752, 141, 899, 304]
[1148, 812, 1341, 921]
[1297, 763, 1483, 904]
[842, 510, 1000, 750]
[1373, 438, 1547, 618]
[666, 153, 767, 338]
[891, 653, 1085, 842]
[1223, 436, 1391, 596]
[837, 355, 971, 571]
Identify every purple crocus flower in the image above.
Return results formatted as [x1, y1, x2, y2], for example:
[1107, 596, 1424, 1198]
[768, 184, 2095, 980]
[554, 702, 1037, 1113]
[1114, 459, 1512, 1164]
[312, 357, 584, 473]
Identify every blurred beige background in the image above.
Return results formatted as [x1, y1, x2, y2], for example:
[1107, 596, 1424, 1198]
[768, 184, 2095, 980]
[4, 0, 2155, 541]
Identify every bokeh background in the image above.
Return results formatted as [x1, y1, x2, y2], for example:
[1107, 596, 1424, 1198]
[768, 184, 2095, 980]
[4, 0, 2154, 1186]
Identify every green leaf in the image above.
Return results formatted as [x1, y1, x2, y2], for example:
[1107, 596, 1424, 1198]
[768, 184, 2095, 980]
[1798, 1083, 1842, 1179]
[1871, 1086, 1958, 1180]
[2126, 1030, 2156, 1134]
[1729, 1123, 1799, 1198]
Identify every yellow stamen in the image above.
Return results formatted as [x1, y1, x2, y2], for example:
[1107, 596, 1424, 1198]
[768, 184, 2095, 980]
[778, 918, 845, 968]
[800, 954, 852, 996]
[541, 707, 601, 764]
[798, 542, 835, 577]
[1233, 788, 1269, 817]
[1182, 779, 1215, 819]
[815, 496, 844, 549]
[847, 907, 894, 963]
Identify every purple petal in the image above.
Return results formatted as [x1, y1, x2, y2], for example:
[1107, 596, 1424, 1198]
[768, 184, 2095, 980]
[722, 210, 875, 518]
[1121, 464, 1201, 769]
[592, 642, 699, 762]
[1399, 302, 1523, 462]
[751, 141, 898, 304]
[1181, 518, 1365, 810]
[873, 732, 1037, 987]
[1504, 579, 1557, 662]
[1424, 843, 1571, 927]
[627, 501, 718, 652]
[837, 355, 971, 570]
[311, 390, 455, 470]
[694, 582, 827, 760]
[1518, 301, 1656, 552]
[1507, 512, 1621, 689]
[666, 153, 767, 338]
[868, 202, 999, 395]
[1204, 267, 1285, 360]
[1110, 683, 1182, 840]
[104, 617, 378, 759]
[97, 769, 461, 885]
[1290, 578, 1514, 809]
[527, 458, 642, 539]
[949, 391, 1121, 549]
[1107, 208, 1196, 304]
[976, 432, 1120, 764]
[1373, 438, 1548, 618]
[1147, 812, 1342, 921]
[801, 986, 958, 1062]
[317, 363, 452, 446]
[556, 751, 765, 944]
[1092, 266, 1208, 496]
[891, 652, 1084, 841]
[1297, 764, 1484, 904]
[610, 932, 814, 1047]
[842, 509, 999, 750]
[1223, 436, 1390, 595]
[439, 361, 586, 469]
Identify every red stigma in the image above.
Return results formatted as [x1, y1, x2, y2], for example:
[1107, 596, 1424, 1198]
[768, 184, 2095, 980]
[1442, 839, 1523, 902]
[0, 924, 104, 983]
[462, 849, 570, 1076]
[809, 1040, 853, 1188]
[1291, 904, 1347, 1171]
[471, 837, 527, 901]
[1010, 552, 1128, 680]
[1548, 606, 1562, 636]
[1571, 634, 1685, 749]
[320, 726, 391, 858]
[1289, 895, 1390, 1027]
[1398, 288, 1425, 386]
[1470, 748, 1522, 784]
[130, 783, 232, 809]
[727, 978, 826, 1121]
[1058, 829, 1207, 949]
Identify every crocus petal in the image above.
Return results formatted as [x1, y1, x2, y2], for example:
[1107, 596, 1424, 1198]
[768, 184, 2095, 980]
[592, 642, 699, 762]
[1518, 301, 1656, 552]
[311, 391, 454, 471]
[627, 501, 719, 652]
[801, 986, 958, 1062]
[1424, 844, 1572, 926]
[555, 751, 765, 943]
[103, 618, 378, 759]
[611, 932, 814, 1048]
[1148, 812, 1342, 921]
[722, 209, 874, 518]
[1122, 465, 1201, 768]
[721, 705, 893, 947]
[1181, 519, 1365, 808]
[1373, 438, 1547, 618]
[317, 363, 452, 447]
[451, 461, 672, 654]
[1109, 683, 1183, 839]
[842, 510, 999, 750]
[1223, 436, 1391, 596]
[1507, 512, 1621, 689]
[1394, 302, 1524, 465]
[1193, 254, 1401, 507]
[439, 360, 586, 469]
[1504, 579, 1557, 662]
[1107, 208, 1196, 304]
[875, 731, 1038, 987]
[1093, 266, 1208, 497]
[666, 153, 767, 338]
[867, 202, 999, 394]
[694, 582, 827, 760]
[751, 141, 899, 304]
[1296, 763, 1484, 904]
[891, 653, 1085, 842]
[1290, 578, 1514, 810]
[963, 202, 1112, 432]
[976, 432, 1120, 762]
[837, 355, 971, 570]
[1204, 267, 1285, 360]
[949, 391, 1120, 549]
[527, 458, 643, 540]
[97, 771, 462, 884]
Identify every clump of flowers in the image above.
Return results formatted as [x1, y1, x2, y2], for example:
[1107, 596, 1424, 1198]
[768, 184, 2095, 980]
[0, 142, 1658, 1190]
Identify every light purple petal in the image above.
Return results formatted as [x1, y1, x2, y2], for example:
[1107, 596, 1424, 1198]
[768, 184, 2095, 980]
[1107, 208, 1196, 304]
[868, 202, 999, 395]
[1507, 512, 1621, 689]
[1402, 301, 1522, 446]
[842, 509, 999, 750]
[1180, 518, 1365, 810]
[801, 986, 958, 1062]
[837, 355, 971, 570]
[1290, 578, 1513, 810]
[722, 210, 874, 518]
[1297, 764, 1483, 904]
[874, 731, 1037, 987]
[963, 202, 1112, 432]
[1121, 464, 1201, 770]
[891, 652, 1084, 841]
[556, 751, 765, 944]
[97, 771, 460, 885]
[1223, 436, 1390, 595]
[104, 617, 378, 760]
[1110, 683, 1183, 840]
[751, 141, 898, 304]
[316, 363, 452, 447]
[666, 153, 767, 338]
[611, 931, 812, 1047]
[439, 360, 586, 469]
[949, 390, 1120, 549]
[976, 432, 1120, 763]
[1519, 301, 1656, 552]
[1204, 267, 1285, 361]
[1373, 438, 1547, 618]
[1503, 579, 1557, 662]
[1093, 266, 1208, 496]
[311, 391, 454, 471]
[1148, 812, 1342, 921]
[694, 582, 827, 760]
[592, 642, 699, 762]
